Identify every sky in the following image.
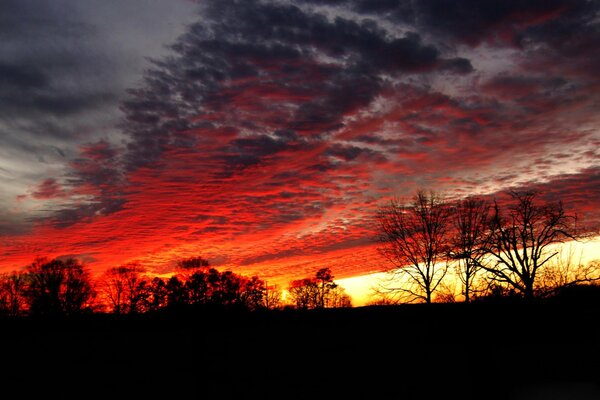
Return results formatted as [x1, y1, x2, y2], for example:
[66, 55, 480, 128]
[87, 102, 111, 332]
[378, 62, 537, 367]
[1, 0, 599, 303]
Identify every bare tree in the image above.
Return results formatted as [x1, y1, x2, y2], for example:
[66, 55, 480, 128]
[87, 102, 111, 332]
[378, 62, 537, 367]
[263, 283, 283, 310]
[287, 269, 349, 309]
[287, 278, 318, 309]
[101, 267, 126, 314]
[448, 197, 490, 303]
[377, 191, 450, 303]
[101, 263, 149, 314]
[326, 285, 352, 308]
[435, 281, 460, 303]
[483, 191, 577, 301]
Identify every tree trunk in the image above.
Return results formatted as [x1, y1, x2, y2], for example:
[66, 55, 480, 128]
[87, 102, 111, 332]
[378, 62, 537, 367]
[464, 271, 470, 303]
[523, 282, 535, 301]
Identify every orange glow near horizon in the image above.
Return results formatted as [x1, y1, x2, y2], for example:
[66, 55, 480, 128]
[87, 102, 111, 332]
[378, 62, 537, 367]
[338, 237, 600, 306]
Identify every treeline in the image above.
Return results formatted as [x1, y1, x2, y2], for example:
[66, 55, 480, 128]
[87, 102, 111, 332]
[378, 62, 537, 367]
[375, 190, 600, 304]
[0, 256, 351, 317]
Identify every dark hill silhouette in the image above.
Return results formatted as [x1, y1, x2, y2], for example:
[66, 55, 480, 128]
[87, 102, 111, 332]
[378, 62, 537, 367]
[1, 298, 599, 399]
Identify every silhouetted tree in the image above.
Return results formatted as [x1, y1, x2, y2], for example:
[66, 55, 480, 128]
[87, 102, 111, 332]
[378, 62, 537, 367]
[377, 191, 450, 303]
[436, 282, 460, 303]
[482, 191, 578, 300]
[326, 285, 352, 308]
[26, 257, 95, 316]
[239, 276, 266, 310]
[264, 283, 283, 310]
[448, 197, 491, 302]
[315, 268, 337, 308]
[147, 277, 168, 311]
[288, 278, 318, 310]
[211, 270, 242, 307]
[101, 267, 126, 314]
[0, 271, 28, 316]
[101, 263, 149, 314]
[166, 275, 187, 308]
[183, 267, 268, 309]
[287, 269, 350, 309]
[186, 270, 211, 305]
[288, 278, 319, 309]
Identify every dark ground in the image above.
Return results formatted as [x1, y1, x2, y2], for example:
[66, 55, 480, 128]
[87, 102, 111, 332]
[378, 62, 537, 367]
[1, 299, 599, 400]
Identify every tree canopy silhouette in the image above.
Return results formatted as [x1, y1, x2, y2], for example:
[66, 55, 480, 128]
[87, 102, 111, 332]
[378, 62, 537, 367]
[100, 263, 149, 314]
[287, 268, 351, 309]
[26, 257, 95, 316]
[98, 261, 271, 314]
[0, 271, 27, 316]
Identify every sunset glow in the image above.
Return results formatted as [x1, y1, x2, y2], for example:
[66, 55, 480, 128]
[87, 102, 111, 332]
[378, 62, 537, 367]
[1, 0, 599, 305]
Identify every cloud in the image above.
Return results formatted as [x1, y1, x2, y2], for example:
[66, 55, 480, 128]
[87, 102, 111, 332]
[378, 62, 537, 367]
[519, 167, 600, 232]
[119, 0, 472, 165]
[0, 62, 48, 91]
[31, 179, 67, 200]
[0, 0, 198, 233]
[0, 0, 598, 285]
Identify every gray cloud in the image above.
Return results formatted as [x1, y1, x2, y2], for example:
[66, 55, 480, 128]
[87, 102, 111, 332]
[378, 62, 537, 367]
[0, 0, 197, 233]
[120, 0, 472, 172]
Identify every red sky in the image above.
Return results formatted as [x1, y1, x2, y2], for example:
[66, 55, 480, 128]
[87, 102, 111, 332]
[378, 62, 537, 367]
[1, 0, 599, 297]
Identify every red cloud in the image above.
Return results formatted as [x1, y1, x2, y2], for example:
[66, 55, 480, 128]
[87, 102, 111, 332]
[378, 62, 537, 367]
[31, 178, 67, 200]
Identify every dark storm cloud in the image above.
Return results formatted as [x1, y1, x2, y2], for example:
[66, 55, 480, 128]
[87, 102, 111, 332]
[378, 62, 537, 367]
[411, 0, 569, 46]
[0, 1, 114, 119]
[204, 0, 471, 74]
[0, 63, 48, 90]
[0, 0, 197, 233]
[121, 0, 472, 172]
[300, 0, 599, 77]
[223, 133, 315, 169]
[326, 144, 385, 162]
[307, 0, 593, 45]
[0, 1, 127, 228]
[67, 0, 597, 235]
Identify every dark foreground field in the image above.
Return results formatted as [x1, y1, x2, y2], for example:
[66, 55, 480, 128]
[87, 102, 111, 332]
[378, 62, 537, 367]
[1, 299, 599, 399]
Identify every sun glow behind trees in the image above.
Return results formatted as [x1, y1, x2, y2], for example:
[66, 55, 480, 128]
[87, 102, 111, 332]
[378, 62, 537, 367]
[335, 237, 600, 307]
